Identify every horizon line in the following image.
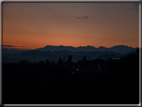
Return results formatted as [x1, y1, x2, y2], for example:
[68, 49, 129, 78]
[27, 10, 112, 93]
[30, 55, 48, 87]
[1, 44, 139, 50]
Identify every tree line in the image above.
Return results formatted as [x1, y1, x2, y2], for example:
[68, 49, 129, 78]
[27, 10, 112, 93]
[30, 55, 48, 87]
[2, 51, 139, 104]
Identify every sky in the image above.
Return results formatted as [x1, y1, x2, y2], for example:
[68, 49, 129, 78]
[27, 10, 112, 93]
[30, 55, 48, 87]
[2, 2, 139, 50]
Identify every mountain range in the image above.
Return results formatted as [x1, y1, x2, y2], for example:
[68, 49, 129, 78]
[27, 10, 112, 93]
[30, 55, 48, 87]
[2, 45, 139, 63]
[36, 45, 138, 54]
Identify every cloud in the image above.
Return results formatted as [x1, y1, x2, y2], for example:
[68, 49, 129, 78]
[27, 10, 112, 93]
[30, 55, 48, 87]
[77, 16, 89, 19]
[2, 45, 15, 47]
[2, 45, 26, 49]
[2, 45, 15, 48]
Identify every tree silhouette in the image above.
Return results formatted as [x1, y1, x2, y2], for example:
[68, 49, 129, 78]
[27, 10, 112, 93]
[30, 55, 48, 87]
[46, 59, 51, 65]
[58, 57, 63, 67]
[66, 55, 72, 64]
[82, 55, 87, 62]
[136, 49, 139, 54]
[2, 51, 139, 104]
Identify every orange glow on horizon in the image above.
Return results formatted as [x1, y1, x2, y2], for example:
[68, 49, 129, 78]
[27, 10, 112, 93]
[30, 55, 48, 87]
[3, 3, 139, 50]
[2, 43, 139, 50]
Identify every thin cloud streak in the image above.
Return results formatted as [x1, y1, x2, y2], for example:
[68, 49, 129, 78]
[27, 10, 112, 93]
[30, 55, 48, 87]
[2, 45, 27, 49]
[77, 16, 89, 19]
[2, 45, 15, 47]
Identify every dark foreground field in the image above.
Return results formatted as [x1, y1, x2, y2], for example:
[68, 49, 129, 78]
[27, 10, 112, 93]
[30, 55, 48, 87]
[2, 51, 139, 104]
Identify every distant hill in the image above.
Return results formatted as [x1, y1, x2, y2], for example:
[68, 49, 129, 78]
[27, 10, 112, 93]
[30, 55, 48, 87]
[2, 45, 138, 54]
[2, 45, 139, 63]
[2, 48, 31, 54]
[2, 50, 122, 63]
[109, 45, 138, 54]
[36, 45, 138, 54]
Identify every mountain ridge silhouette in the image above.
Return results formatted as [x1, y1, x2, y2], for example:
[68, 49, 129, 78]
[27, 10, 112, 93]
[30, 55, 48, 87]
[36, 45, 138, 54]
[2, 45, 139, 63]
[2, 45, 139, 54]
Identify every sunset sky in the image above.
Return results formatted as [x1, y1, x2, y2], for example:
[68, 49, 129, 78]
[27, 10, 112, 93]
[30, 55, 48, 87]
[3, 2, 139, 50]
